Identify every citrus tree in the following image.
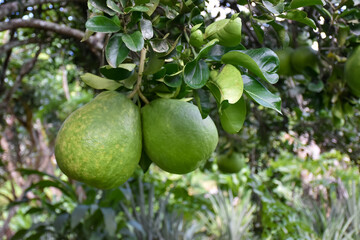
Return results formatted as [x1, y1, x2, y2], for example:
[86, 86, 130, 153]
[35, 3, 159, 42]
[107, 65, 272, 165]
[1, 0, 360, 238]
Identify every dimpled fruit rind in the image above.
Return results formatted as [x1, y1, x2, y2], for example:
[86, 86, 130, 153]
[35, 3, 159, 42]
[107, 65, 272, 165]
[54, 91, 142, 189]
[345, 47, 360, 97]
[142, 99, 218, 174]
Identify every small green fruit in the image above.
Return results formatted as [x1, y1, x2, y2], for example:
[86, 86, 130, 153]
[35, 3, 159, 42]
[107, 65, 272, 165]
[290, 46, 318, 73]
[205, 17, 242, 47]
[55, 91, 142, 189]
[142, 99, 218, 174]
[190, 29, 204, 48]
[345, 46, 360, 97]
[217, 152, 244, 174]
[276, 48, 294, 76]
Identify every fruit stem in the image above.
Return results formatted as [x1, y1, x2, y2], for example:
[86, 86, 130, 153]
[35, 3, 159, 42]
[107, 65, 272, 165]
[183, 27, 197, 57]
[128, 48, 149, 104]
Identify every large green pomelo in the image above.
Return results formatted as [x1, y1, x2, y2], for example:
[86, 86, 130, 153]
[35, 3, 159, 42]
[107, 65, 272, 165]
[142, 99, 218, 174]
[55, 91, 142, 189]
[217, 152, 244, 174]
[276, 48, 294, 76]
[345, 47, 360, 97]
[290, 46, 318, 73]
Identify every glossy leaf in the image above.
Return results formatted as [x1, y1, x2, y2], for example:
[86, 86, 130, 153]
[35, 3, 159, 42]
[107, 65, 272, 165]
[139, 150, 152, 173]
[150, 39, 169, 53]
[85, 16, 121, 33]
[101, 208, 117, 236]
[124, 5, 149, 13]
[81, 73, 122, 90]
[243, 75, 282, 114]
[196, 38, 219, 60]
[163, 64, 182, 87]
[146, 0, 159, 16]
[140, 19, 154, 39]
[209, 64, 243, 104]
[122, 31, 144, 52]
[262, 0, 284, 14]
[105, 34, 129, 68]
[194, 88, 211, 118]
[220, 97, 247, 134]
[99, 65, 133, 80]
[183, 59, 209, 89]
[222, 48, 280, 84]
[278, 10, 317, 29]
[71, 205, 89, 229]
[289, 0, 324, 9]
[89, 0, 116, 15]
[106, 0, 123, 13]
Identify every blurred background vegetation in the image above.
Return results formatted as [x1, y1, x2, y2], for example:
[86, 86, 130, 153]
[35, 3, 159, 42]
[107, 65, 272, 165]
[1, 0, 360, 239]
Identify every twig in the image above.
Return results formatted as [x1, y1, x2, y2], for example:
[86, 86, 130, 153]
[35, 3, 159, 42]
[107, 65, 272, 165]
[127, 48, 149, 104]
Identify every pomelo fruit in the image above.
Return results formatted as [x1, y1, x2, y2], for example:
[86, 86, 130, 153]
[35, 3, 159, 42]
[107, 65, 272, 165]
[55, 91, 142, 189]
[290, 46, 318, 73]
[190, 29, 204, 48]
[276, 48, 294, 76]
[142, 99, 218, 174]
[204, 17, 242, 47]
[345, 46, 360, 97]
[217, 152, 244, 174]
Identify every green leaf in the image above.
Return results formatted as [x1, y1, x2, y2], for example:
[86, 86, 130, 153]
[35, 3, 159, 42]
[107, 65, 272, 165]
[262, 0, 284, 14]
[99, 65, 133, 80]
[183, 59, 209, 89]
[81, 73, 122, 90]
[101, 208, 117, 236]
[308, 80, 324, 92]
[140, 19, 154, 40]
[146, 0, 159, 16]
[124, 5, 149, 13]
[105, 34, 129, 68]
[150, 39, 169, 53]
[209, 64, 243, 104]
[243, 75, 282, 114]
[139, 150, 152, 173]
[90, 0, 116, 15]
[251, 20, 264, 44]
[85, 16, 121, 33]
[222, 48, 280, 84]
[278, 10, 317, 29]
[220, 97, 246, 134]
[196, 39, 219, 60]
[163, 64, 182, 87]
[194, 88, 211, 119]
[54, 213, 69, 233]
[71, 205, 89, 229]
[289, 0, 324, 9]
[270, 21, 290, 47]
[106, 0, 123, 13]
[122, 31, 144, 52]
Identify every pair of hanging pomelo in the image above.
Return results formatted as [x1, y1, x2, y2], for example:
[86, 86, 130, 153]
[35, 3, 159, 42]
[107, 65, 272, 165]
[55, 91, 218, 189]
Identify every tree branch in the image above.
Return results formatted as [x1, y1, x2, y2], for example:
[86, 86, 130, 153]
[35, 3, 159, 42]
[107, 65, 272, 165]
[0, 37, 49, 54]
[0, 29, 15, 94]
[0, 0, 87, 20]
[0, 19, 103, 52]
[1, 46, 42, 110]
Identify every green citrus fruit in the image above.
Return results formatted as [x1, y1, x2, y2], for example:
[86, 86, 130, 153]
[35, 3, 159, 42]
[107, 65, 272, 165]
[275, 48, 294, 76]
[142, 99, 218, 174]
[345, 46, 360, 97]
[217, 152, 244, 174]
[290, 46, 318, 73]
[55, 91, 142, 189]
[204, 17, 242, 47]
[190, 29, 204, 48]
